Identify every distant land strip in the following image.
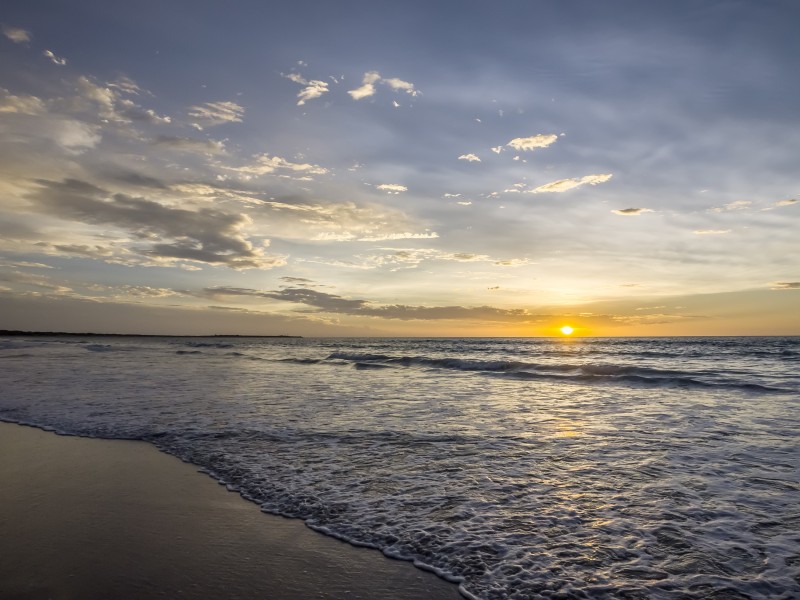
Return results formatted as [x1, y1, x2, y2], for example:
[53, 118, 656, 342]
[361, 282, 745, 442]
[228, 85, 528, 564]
[0, 330, 302, 338]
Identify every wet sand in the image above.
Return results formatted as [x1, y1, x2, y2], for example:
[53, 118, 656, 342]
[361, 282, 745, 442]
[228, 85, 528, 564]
[0, 422, 464, 599]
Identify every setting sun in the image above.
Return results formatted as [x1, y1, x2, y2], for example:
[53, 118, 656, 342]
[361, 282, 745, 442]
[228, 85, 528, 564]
[560, 326, 574, 335]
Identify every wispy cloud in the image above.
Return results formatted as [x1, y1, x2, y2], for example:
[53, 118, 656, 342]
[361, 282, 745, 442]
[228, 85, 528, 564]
[282, 72, 330, 106]
[376, 183, 407, 194]
[612, 208, 652, 216]
[107, 76, 146, 96]
[507, 134, 558, 151]
[771, 281, 800, 290]
[0, 89, 45, 114]
[771, 198, 797, 209]
[381, 77, 420, 97]
[361, 248, 531, 270]
[348, 72, 419, 100]
[152, 136, 226, 155]
[188, 101, 244, 127]
[348, 71, 381, 100]
[458, 153, 481, 162]
[709, 200, 751, 213]
[76, 76, 170, 124]
[225, 154, 328, 177]
[43, 49, 67, 66]
[201, 286, 545, 322]
[357, 232, 438, 242]
[529, 174, 613, 193]
[693, 229, 731, 235]
[3, 26, 31, 43]
[297, 80, 329, 105]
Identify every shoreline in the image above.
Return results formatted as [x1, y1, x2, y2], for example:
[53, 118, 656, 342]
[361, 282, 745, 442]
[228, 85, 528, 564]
[0, 421, 464, 599]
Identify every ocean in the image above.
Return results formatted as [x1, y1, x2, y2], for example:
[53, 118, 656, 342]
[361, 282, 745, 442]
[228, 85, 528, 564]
[1, 335, 798, 599]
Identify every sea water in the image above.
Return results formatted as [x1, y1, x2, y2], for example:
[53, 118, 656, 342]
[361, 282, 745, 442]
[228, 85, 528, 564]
[1, 336, 798, 599]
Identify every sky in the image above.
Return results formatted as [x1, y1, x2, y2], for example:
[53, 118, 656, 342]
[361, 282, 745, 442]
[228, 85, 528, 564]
[0, 0, 798, 336]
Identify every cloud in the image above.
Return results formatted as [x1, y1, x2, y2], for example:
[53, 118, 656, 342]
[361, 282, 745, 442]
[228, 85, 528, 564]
[376, 183, 407, 194]
[529, 174, 613, 193]
[356, 232, 438, 242]
[115, 100, 171, 124]
[771, 282, 800, 290]
[348, 71, 381, 100]
[773, 198, 797, 208]
[348, 72, 419, 100]
[201, 286, 545, 322]
[0, 89, 45, 114]
[612, 208, 652, 216]
[107, 76, 145, 96]
[494, 258, 534, 267]
[361, 248, 530, 270]
[283, 73, 307, 84]
[188, 101, 244, 127]
[458, 153, 481, 162]
[108, 285, 180, 298]
[3, 26, 31, 43]
[0, 268, 72, 294]
[693, 229, 731, 235]
[381, 77, 420, 97]
[507, 134, 558, 151]
[0, 92, 101, 153]
[50, 244, 116, 258]
[255, 198, 430, 243]
[491, 146, 503, 154]
[153, 136, 226, 155]
[28, 178, 284, 269]
[280, 276, 315, 285]
[297, 80, 329, 105]
[709, 200, 751, 213]
[226, 154, 328, 176]
[367, 249, 489, 269]
[75, 76, 116, 117]
[43, 50, 67, 66]
[311, 231, 438, 242]
[98, 167, 168, 190]
[283, 72, 330, 106]
[51, 120, 101, 152]
[75, 76, 170, 124]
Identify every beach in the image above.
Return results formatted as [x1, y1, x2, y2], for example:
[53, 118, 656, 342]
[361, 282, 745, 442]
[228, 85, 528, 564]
[0, 422, 464, 599]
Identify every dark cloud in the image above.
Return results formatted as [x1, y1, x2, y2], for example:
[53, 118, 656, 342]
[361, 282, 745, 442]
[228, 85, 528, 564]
[99, 169, 168, 189]
[27, 179, 281, 269]
[772, 282, 800, 290]
[152, 136, 225, 154]
[52, 244, 114, 258]
[612, 208, 652, 216]
[202, 286, 548, 322]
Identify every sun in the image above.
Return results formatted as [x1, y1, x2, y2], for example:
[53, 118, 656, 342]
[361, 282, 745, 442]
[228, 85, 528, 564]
[560, 325, 574, 336]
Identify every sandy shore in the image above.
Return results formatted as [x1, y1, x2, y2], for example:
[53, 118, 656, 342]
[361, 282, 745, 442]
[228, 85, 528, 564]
[0, 422, 464, 599]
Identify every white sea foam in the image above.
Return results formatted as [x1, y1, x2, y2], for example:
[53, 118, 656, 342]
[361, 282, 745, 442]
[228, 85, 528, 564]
[0, 335, 798, 599]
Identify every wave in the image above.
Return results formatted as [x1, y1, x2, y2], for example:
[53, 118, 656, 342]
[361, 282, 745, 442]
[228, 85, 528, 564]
[184, 341, 235, 349]
[85, 344, 114, 352]
[326, 352, 789, 393]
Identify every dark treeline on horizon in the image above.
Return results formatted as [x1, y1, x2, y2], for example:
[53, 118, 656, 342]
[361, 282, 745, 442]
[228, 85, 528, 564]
[0, 330, 302, 338]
